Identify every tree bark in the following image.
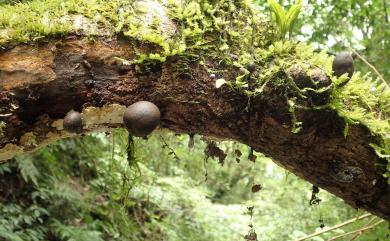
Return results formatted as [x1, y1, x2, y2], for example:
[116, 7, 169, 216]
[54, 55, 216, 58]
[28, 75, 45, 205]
[0, 37, 389, 220]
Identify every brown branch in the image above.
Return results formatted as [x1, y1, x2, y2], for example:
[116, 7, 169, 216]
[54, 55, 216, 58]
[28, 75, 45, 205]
[348, 47, 389, 86]
[294, 213, 372, 241]
[347, 216, 377, 241]
[327, 219, 385, 241]
[0, 38, 389, 220]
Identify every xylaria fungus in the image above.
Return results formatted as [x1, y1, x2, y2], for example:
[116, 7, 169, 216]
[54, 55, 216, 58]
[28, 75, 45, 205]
[63, 110, 83, 133]
[123, 101, 161, 137]
[332, 52, 354, 78]
[248, 62, 256, 73]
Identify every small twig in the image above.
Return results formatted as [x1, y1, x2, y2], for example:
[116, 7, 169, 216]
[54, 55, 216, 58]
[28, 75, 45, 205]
[294, 213, 372, 241]
[327, 220, 385, 241]
[348, 216, 377, 241]
[348, 47, 389, 88]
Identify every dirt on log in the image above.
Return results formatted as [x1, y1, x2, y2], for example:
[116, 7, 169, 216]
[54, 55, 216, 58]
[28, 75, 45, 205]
[0, 37, 389, 220]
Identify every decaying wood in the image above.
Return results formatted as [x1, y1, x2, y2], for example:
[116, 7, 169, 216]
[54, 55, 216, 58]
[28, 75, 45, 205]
[0, 37, 389, 220]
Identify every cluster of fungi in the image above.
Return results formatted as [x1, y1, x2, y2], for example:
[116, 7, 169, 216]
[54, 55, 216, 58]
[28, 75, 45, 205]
[63, 101, 161, 137]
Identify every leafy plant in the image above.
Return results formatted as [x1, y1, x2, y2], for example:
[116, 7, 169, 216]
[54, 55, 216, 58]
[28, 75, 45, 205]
[268, 0, 303, 39]
[16, 155, 39, 186]
[51, 220, 104, 241]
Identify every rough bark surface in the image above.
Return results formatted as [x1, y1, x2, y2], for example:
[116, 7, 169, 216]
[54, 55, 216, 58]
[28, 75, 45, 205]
[0, 37, 389, 220]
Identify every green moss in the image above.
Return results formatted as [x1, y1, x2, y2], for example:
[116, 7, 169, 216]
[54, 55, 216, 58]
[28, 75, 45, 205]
[0, 0, 389, 181]
[0, 0, 77, 46]
[330, 73, 390, 183]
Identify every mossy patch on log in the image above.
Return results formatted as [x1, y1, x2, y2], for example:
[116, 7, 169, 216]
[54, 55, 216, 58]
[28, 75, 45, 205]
[0, 0, 389, 180]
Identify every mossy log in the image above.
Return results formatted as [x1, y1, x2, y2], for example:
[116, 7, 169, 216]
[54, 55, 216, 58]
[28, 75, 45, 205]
[0, 0, 389, 219]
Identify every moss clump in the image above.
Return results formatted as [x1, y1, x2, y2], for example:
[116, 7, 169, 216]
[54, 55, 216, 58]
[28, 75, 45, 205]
[0, 0, 75, 46]
[330, 73, 390, 183]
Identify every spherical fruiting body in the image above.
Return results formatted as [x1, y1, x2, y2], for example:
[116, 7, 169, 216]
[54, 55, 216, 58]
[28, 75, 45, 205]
[248, 62, 256, 73]
[332, 52, 354, 78]
[123, 101, 161, 137]
[63, 110, 83, 133]
[209, 73, 216, 79]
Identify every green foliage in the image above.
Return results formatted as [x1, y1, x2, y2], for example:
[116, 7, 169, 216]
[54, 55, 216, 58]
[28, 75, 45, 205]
[0, 161, 11, 175]
[1, 132, 388, 241]
[268, 0, 302, 40]
[0, 203, 48, 241]
[15, 155, 39, 186]
[297, 0, 390, 81]
[51, 220, 104, 241]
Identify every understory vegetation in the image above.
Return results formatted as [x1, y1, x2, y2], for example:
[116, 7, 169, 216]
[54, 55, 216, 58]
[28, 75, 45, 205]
[0, 131, 388, 241]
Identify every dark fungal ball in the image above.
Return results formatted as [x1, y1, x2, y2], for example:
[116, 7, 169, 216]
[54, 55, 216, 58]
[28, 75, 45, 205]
[123, 101, 161, 137]
[248, 62, 256, 73]
[63, 110, 83, 133]
[332, 52, 354, 78]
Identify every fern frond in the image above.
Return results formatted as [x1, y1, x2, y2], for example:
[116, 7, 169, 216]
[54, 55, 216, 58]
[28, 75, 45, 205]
[51, 220, 104, 241]
[0, 162, 12, 175]
[0, 226, 24, 241]
[15, 155, 39, 186]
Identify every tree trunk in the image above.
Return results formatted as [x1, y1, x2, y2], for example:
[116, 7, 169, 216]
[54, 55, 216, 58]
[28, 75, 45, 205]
[0, 0, 388, 220]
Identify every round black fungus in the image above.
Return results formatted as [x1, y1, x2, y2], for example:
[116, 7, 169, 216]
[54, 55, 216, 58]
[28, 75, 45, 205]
[248, 62, 256, 73]
[123, 101, 161, 137]
[332, 52, 354, 78]
[63, 110, 83, 133]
